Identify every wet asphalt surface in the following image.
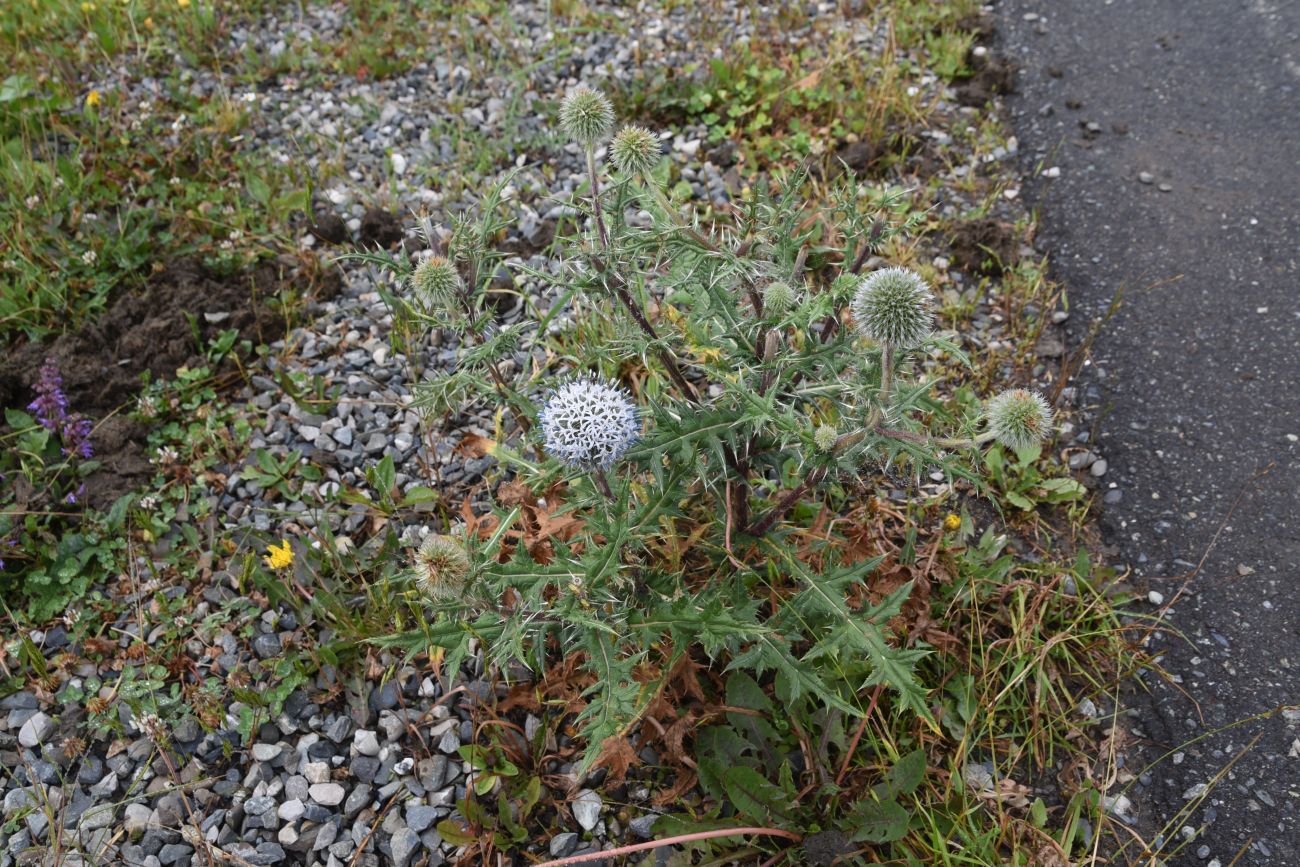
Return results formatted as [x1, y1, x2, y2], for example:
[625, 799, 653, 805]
[995, 0, 1300, 864]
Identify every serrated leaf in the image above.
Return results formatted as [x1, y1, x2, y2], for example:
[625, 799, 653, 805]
[882, 749, 926, 798]
[721, 765, 794, 824]
[845, 798, 909, 843]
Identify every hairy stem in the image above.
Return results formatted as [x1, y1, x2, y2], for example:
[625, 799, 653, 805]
[744, 467, 827, 537]
[878, 342, 895, 409]
[585, 146, 609, 249]
[586, 255, 699, 401]
[593, 467, 614, 501]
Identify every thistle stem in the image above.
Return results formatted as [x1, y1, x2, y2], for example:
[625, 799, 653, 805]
[645, 178, 718, 251]
[586, 146, 610, 249]
[879, 342, 895, 408]
[585, 255, 698, 401]
[593, 468, 614, 501]
[743, 468, 827, 537]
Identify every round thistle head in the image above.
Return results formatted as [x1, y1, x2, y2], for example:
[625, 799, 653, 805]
[538, 376, 640, 470]
[559, 86, 614, 145]
[849, 267, 934, 348]
[610, 125, 660, 176]
[413, 534, 471, 600]
[411, 256, 461, 309]
[813, 424, 838, 452]
[985, 389, 1053, 451]
[761, 280, 798, 314]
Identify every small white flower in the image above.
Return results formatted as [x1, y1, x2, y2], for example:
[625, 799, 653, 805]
[24, 195, 40, 208]
[81, 250, 97, 265]
[169, 176, 182, 186]
[538, 376, 640, 470]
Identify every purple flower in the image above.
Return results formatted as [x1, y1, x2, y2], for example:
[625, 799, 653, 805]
[28, 359, 69, 432]
[63, 415, 94, 460]
[27, 359, 93, 460]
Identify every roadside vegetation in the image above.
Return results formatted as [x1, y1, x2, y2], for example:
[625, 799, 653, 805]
[0, 2, 1151, 865]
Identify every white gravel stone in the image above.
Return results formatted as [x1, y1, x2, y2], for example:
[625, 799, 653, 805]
[309, 783, 346, 806]
[571, 788, 602, 831]
[17, 712, 54, 748]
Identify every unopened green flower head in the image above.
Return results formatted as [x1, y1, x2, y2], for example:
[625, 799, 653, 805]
[610, 125, 660, 176]
[559, 86, 614, 145]
[762, 280, 798, 314]
[850, 267, 933, 348]
[413, 534, 471, 600]
[814, 424, 838, 452]
[985, 389, 1053, 451]
[412, 256, 461, 309]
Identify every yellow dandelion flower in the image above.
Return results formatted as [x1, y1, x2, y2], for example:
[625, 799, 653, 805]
[81, 1, 95, 11]
[177, 0, 190, 7]
[143, 16, 154, 28]
[263, 539, 294, 570]
[943, 513, 962, 532]
[85, 90, 102, 109]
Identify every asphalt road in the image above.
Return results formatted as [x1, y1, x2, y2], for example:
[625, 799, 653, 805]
[995, 1, 1300, 864]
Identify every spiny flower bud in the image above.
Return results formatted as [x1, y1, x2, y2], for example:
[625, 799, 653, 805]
[447, 213, 485, 263]
[814, 424, 838, 452]
[412, 256, 461, 309]
[761, 280, 798, 314]
[850, 267, 933, 348]
[538, 376, 640, 470]
[985, 389, 1053, 451]
[559, 86, 614, 145]
[413, 534, 471, 600]
[610, 125, 660, 176]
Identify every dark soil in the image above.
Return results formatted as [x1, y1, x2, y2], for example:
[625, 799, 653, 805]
[0, 258, 320, 508]
[357, 208, 404, 248]
[948, 217, 1019, 277]
[308, 211, 349, 245]
[954, 54, 1017, 107]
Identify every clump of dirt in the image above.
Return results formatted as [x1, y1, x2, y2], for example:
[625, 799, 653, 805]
[952, 13, 997, 40]
[308, 211, 349, 245]
[358, 208, 403, 248]
[954, 54, 1017, 107]
[949, 217, 1020, 277]
[0, 258, 322, 508]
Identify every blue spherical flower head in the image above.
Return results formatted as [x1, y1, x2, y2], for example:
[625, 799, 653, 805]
[538, 376, 640, 470]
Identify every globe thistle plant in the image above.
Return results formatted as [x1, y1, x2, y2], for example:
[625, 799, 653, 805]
[413, 534, 472, 601]
[559, 86, 614, 145]
[610, 125, 660, 177]
[411, 256, 461, 310]
[850, 267, 933, 349]
[985, 389, 1053, 451]
[537, 376, 640, 470]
